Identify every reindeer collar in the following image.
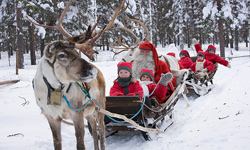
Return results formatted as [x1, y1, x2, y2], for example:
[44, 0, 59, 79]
[42, 76, 64, 105]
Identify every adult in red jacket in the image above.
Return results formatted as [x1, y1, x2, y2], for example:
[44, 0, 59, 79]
[110, 62, 143, 99]
[178, 50, 193, 69]
[132, 41, 176, 94]
[192, 38, 231, 68]
[139, 69, 173, 103]
[189, 51, 215, 73]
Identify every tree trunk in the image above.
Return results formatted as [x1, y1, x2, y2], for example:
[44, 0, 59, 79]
[16, 6, 24, 69]
[235, 26, 239, 51]
[149, 0, 153, 43]
[245, 20, 248, 47]
[217, 0, 225, 58]
[102, 38, 105, 51]
[229, 27, 234, 48]
[187, 21, 190, 48]
[30, 24, 36, 65]
[40, 35, 45, 57]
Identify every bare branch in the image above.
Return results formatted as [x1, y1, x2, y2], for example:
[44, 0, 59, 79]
[26, 0, 73, 38]
[26, 0, 128, 61]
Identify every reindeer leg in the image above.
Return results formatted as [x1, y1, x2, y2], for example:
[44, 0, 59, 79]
[45, 115, 62, 150]
[97, 112, 106, 150]
[86, 115, 99, 150]
[72, 112, 85, 150]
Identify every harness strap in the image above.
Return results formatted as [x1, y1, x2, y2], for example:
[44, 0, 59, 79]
[46, 56, 57, 68]
[66, 83, 72, 93]
[76, 82, 91, 98]
[163, 56, 171, 68]
[43, 76, 55, 100]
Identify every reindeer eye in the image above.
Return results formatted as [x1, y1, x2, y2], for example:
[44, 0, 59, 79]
[58, 52, 68, 60]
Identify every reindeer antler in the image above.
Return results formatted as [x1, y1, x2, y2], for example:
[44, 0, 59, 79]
[109, 36, 131, 55]
[26, 0, 128, 61]
[109, 9, 150, 57]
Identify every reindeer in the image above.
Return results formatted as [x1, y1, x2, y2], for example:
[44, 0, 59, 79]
[28, 0, 128, 149]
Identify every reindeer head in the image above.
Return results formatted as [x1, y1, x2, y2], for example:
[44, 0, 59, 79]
[44, 40, 97, 83]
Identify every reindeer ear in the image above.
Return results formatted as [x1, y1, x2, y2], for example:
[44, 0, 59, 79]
[44, 41, 57, 59]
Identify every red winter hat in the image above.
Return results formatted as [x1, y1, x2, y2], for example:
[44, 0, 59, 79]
[140, 69, 154, 81]
[197, 51, 205, 58]
[207, 45, 216, 52]
[167, 52, 176, 57]
[179, 50, 190, 57]
[139, 41, 159, 67]
[117, 62, 132, 74]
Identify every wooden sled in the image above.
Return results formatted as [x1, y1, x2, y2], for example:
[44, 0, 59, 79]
[91, 82, 183, 141]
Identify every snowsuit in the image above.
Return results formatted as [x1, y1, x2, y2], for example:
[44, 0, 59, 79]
[110, 78, 144, 99]
[189, 59, 215, 73]
[179, 57, 193, 69]
[194, 44, 229, 66]
[140, 81, 168, 103]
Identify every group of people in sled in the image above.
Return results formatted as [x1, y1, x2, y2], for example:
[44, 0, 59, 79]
[109, 39, 231, 108]
[178, 38, 231, 82]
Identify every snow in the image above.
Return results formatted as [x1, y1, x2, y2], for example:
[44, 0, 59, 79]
[1, 43, 250, 150]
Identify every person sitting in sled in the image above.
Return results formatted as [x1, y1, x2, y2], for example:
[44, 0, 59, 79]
[166, 52, 184, 70]
[139, 69, 173, 107]
[178, 50, 193, 69]
[132, 41, 176, 94]
[189, 51, 215, 82]
[192, 38, 231, 68]
[110, 62, 143, 99]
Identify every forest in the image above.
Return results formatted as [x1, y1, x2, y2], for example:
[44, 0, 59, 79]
[0, 0, 249, 68]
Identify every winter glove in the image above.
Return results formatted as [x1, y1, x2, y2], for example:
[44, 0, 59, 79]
[192, 38, 199, 45]
[227, 63, 231, 69]
[159, 73, 173, 86]
[202, 68, 208, 73]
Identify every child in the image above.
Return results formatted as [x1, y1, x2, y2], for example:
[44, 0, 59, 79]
[189, 51, 215, 79]
[178, 50, 193, 69]
[110, 62, 143, 99]
[166, 52, 184, 70]
[139, 69, 173, 106]
[192, 38, 231, 68]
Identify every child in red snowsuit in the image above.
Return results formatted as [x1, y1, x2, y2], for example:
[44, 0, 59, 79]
[178, 50, 193, 69]
[192, 38, 231, 68]
[139, 69, 173, 103]
[110, 62, 143, 99]
[189, 51, 215, 74]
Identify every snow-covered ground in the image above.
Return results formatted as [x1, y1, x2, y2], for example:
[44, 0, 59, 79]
[1, 43, 250, 150]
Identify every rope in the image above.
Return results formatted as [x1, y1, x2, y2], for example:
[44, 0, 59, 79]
[63, 95, 95, 111]
[63, 81, 160, 123]
[62, 82, 92, 111]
